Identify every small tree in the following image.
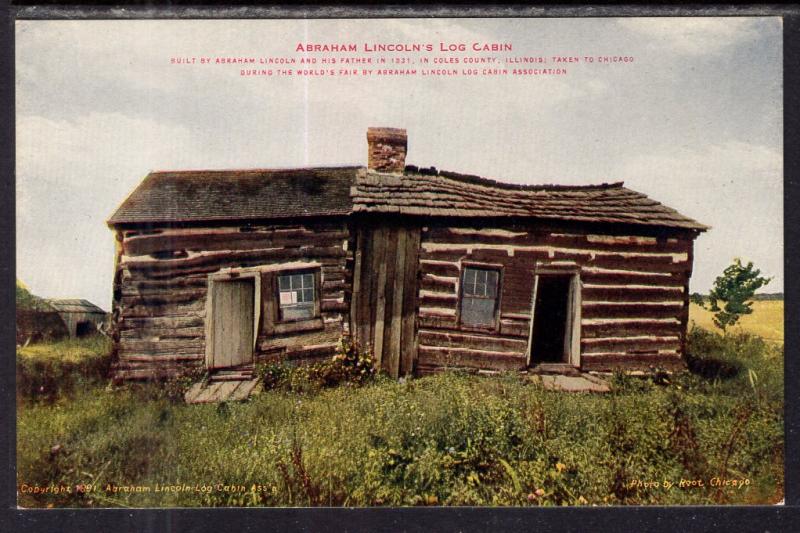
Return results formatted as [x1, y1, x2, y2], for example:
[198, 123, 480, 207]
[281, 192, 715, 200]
[702, 259, 771, 331]
[689, 292, 705, 306]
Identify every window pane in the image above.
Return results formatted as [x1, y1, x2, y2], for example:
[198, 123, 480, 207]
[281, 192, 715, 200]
[463, 268, 475, 296]
[486, 271, 498, 298]
[464, 267, 500, 298]
[302, 273, 313, 288]
[477, 281, 488, 297]
[279, 275, 290, 290]
[464, 268, 476, 284]
[302, 288, 314, 303]
[461, 296, 496, 326]
[282, 303, 314, 320]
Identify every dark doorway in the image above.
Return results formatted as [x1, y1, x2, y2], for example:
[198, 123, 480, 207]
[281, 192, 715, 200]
[530, 275, 572, 364]
[75, 320, 96, 338]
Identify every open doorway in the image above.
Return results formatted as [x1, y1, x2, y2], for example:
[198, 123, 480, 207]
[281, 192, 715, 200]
[75, 320, 96, 338]
[528, 272, 581, 368]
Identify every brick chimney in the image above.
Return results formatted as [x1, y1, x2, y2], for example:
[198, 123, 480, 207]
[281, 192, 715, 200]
[367, 127, 407, 173]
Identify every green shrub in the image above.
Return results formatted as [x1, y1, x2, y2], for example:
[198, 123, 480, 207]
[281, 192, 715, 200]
[257, 337, 377, 393]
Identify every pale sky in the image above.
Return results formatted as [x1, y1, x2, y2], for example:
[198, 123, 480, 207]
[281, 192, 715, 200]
[16, 18, 783, 310]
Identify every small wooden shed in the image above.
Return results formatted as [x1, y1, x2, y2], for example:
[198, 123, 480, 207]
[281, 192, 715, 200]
[46, 299, 108, 338]
[107, 127, 707, 381]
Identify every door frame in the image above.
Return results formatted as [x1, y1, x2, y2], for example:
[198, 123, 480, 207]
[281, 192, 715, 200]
[205, 269, 262, 369]
[525, 264, 582, 368]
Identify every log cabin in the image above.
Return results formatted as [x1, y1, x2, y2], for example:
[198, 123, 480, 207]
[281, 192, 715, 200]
[107, 127, 707, 381]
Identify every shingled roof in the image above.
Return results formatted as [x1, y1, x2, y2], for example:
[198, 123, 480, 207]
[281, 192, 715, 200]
[108, 164, 706, 232]
[47, 299, 107, 314]
[108, 167, 358, 225]
[351, 169, 708, 231]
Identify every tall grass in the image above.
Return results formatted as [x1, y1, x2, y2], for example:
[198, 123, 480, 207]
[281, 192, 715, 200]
[17, 336, 112, 403]
[16, 328, 784, 507]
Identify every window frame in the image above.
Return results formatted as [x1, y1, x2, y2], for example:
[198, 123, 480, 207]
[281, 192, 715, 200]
[456, 262, 503, 332]
[275, 267, 322, 325]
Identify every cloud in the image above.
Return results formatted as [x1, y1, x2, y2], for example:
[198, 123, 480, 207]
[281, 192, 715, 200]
[16, 112, 202, 306]
[617, 17, 763, 55]
[14, 18, 783, 307]
[620, 140, 783, 292]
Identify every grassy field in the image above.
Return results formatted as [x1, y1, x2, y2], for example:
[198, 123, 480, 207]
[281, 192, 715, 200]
[690, 300, 784, 343]
[16, 324, 784, 508]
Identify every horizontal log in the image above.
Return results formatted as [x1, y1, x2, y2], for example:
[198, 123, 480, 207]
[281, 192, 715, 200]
[580, 353, 686, 372]
[421, 240, 688, 263]
[418, 346, 526, 371]
[127, 257, 347, 281]
[582, 285, 683, 302]
[121, 286, 206, 300]
[418, 304, 457, 317]
[418, 314, 458, 330]
[420, 274, 457, 293]
[118, 353, 204, 363]
[581, 335, 681, 354]
[119, 338, 203, 353]
[285, 342, 338, 360]
[321, 270, 346, 282]
[125, 247, 347, 276]
[321, 300, 348, 312]
[581, 302, 683, 319]
[124, 228, 349, 256]
[112, 364, 204, 381]
[419, 250, 689, 278]
[502, 312, 532, 320]
[258, 323, 341, 350]
[419, 259, 460, 277]
[121, 293, 205, 309]
[499, 320, 530, 338]
[581, 269, 686, 287]
[584, 256, 689, 274]
[120, 315, 204, 330]
[322, 280, 347, 291]
[500, 292, 535, 314]
[419, 329, 527, 354]
[419, 293, 458, 308]
[120, 326, 205, 339]
[420, 248, 541, 264]
[128, 277, 209, 291]
[121, 300, 206, 318]
[423, 227, 691, 254]
[271, 317, 326, 335]
[582, 320, 682, 338]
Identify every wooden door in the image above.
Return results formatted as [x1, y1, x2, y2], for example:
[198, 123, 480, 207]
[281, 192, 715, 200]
[352, 224, 421, 378]
[210, 279, 255, 369]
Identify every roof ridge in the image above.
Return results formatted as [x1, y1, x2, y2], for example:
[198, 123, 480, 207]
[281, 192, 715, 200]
[399, 167, 625, 192]
[149, 165, 362, 176]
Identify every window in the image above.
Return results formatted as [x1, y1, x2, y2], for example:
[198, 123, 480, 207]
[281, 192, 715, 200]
[460, 266, 500, 327]
[278, 271, 316, 321]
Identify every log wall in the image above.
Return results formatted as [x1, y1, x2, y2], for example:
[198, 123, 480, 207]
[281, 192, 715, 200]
[110, 217, 696, 380]
[416, 225, 695, 374]
[111, 222, 352, 380]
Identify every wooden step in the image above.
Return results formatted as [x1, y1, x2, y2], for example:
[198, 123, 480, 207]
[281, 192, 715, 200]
[211, 373, 254, 382]
[185, 378, 262, 404]
[528, 363, 581, 376]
